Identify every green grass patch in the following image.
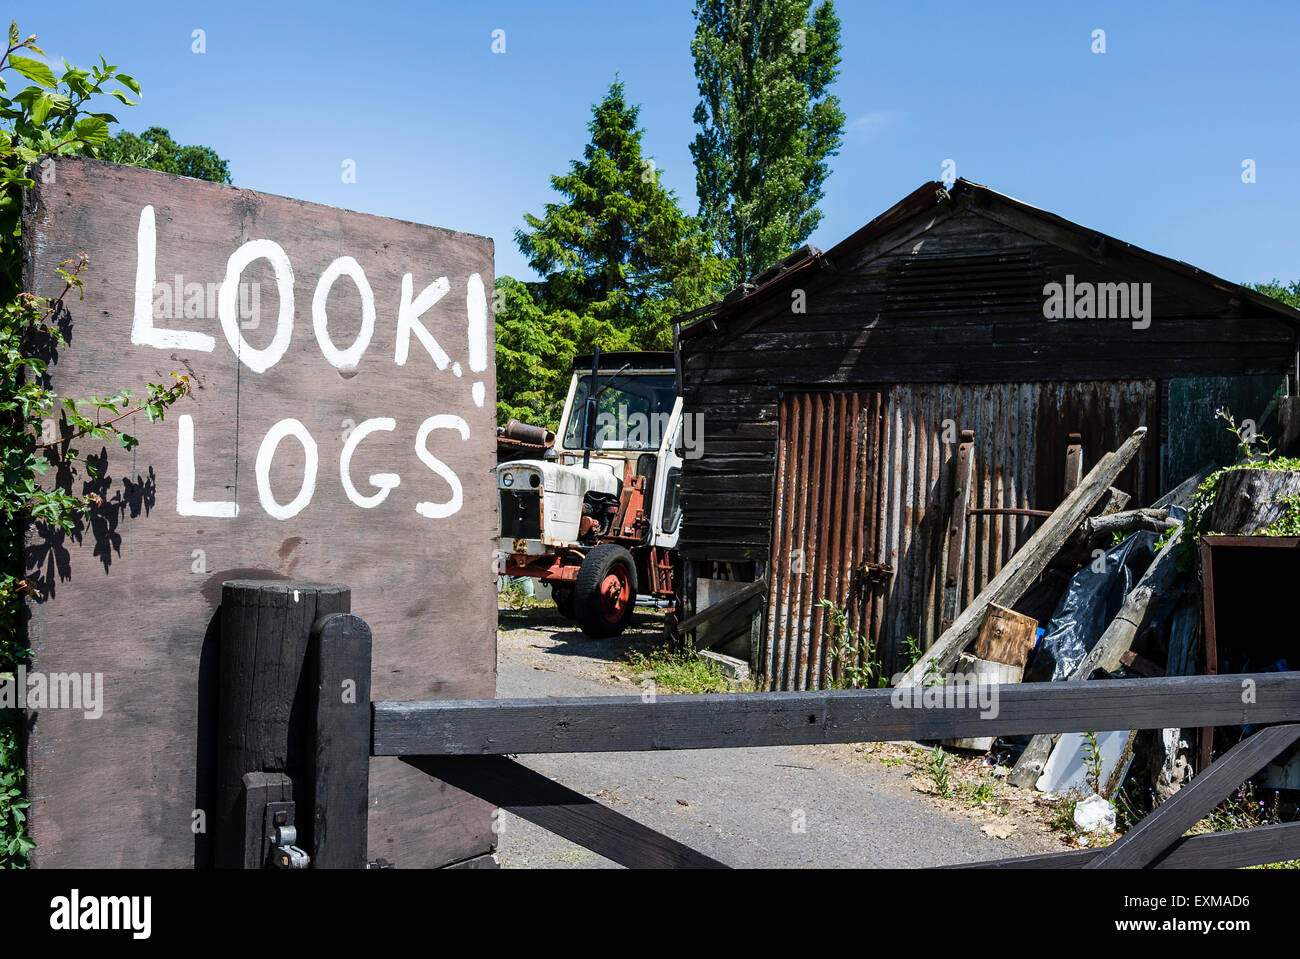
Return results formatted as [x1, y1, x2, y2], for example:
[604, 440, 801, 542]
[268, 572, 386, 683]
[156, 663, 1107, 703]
[926, 745, 953, 799]
[623, 646, 730, 694]
[497, 584, 549, 610]
[1047, 793, 1081, 834]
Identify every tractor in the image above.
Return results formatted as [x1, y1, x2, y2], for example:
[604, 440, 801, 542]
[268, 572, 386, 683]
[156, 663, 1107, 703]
[496, 349, 684, 637]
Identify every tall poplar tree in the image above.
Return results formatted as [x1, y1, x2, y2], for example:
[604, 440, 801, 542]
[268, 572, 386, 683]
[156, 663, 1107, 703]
[690, 0, 846, 283]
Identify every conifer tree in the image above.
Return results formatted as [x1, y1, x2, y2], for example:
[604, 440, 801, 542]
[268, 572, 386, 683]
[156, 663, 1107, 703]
[497, 81, 726, 427]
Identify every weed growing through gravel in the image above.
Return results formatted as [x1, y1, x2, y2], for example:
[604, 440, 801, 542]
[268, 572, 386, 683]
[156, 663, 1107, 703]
[926, 745, 953, 799]
[965, 779, 1005, 814]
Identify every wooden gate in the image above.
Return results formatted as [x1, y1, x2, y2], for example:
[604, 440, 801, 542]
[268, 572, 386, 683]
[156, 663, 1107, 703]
[213, 580, 1300, 870]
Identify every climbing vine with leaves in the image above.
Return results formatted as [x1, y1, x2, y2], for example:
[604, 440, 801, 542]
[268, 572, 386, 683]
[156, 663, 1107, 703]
[0, 23, 189, 866]
[1183, 409, 1300, 545]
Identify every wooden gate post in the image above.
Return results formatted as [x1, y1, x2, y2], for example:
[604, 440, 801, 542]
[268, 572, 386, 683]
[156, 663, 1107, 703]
[214, 580, 351, 868]
[309, 612, 372, 868]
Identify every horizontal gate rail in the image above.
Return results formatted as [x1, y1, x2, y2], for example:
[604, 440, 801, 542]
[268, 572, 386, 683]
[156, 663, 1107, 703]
[373, 672, 1300, 757]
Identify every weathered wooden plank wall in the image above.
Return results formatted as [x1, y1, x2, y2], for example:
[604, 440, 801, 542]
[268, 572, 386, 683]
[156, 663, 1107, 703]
[22, 157, 497, 867]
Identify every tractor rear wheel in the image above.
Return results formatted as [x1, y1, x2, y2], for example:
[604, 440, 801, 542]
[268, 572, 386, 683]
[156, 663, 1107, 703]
[574, 544, 638, 638]
[552, 586, 576, 619]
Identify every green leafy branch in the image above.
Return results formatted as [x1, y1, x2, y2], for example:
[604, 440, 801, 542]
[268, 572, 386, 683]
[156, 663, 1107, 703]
[0, 22, 137, 178]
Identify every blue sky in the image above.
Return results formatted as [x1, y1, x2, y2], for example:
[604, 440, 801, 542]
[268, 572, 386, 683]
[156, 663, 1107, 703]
[32, 1, 1300, 287]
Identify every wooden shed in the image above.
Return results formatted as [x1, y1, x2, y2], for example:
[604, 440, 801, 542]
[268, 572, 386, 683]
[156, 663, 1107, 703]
[676, 178, 1300, 690]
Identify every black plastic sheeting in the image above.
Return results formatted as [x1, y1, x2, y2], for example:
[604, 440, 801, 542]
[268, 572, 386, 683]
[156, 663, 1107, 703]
[1038, 506, 1187, 681]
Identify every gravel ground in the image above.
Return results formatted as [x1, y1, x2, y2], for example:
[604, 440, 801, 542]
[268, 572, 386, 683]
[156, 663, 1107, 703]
[493, 602, 1068, 868]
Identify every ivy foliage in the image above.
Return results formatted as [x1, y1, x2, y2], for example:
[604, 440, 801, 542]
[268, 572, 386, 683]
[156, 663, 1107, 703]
[1, 22, 189, 866]
[1181, 284, 1300, 550]
[1182, 409, 1300, 565]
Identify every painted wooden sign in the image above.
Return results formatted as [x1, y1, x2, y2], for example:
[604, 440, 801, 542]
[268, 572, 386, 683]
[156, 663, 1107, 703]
[21, 157, 497, 867]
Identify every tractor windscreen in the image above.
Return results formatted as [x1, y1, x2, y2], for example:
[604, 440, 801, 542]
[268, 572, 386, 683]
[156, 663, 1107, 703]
[563, 373, 677, 451]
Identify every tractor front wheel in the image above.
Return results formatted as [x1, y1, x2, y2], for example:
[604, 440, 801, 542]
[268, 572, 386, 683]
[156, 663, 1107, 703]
[574, 544, 638, 638]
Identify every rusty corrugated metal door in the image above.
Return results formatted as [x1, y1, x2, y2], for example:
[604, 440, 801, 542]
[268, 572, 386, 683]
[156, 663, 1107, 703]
[765, 392, 882, 691]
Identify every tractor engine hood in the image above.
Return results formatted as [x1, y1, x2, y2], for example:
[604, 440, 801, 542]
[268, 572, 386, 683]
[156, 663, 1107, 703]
[496, 459, 620, 496]
[497, 459, 621, 553]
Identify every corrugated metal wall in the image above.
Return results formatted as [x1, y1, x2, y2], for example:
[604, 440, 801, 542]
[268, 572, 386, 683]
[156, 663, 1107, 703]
[763, 380, 1158, 690]
[765, 393, 880, 691]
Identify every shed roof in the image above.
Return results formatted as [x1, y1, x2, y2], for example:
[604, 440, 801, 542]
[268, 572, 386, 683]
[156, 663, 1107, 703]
[679, 178, 1300, 340]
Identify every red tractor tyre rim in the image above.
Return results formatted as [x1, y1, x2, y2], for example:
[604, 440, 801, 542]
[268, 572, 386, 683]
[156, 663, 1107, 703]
[599, 566, 631, 622]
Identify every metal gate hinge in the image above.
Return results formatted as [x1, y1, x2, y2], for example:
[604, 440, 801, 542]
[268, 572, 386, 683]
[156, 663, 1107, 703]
[264, 800, 310, 869]
[270, 825, 310, 869]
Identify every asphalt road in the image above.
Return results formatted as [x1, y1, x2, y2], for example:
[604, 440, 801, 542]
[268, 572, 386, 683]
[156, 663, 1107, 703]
[493, 610, 1062, 868]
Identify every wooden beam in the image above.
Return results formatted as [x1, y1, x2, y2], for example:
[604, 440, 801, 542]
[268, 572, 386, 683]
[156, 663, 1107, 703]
[215, 580, 350, 868]
[403, 755, 728, 869]
[896, 428, 1149, 687]
[1054, 505, 1171, 569]
[1078, 508, 1178, 544]
[1079, 545, 1186, 680]
[1086, 724, 1300, 868]
[1119, 650, 1164, 678]
[371, 672, 1300, 757]
[237, 772, 292, 870]
[1064, 433, 1082, 497]
[1199, 538, 1220, 773]
[941, 431, 975, 630]
[944, 820, 1300, 869]
[1009, 528, 1186, 787]
[675, 578, 767, 638]
[1096, 486, 1132, 515]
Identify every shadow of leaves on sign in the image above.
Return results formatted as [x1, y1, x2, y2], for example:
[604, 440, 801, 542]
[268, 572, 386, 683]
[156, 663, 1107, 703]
[26, 443, 158, 600]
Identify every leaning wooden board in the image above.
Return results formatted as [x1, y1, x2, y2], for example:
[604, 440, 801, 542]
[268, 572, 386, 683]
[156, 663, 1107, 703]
[22, 157, 497, 867]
